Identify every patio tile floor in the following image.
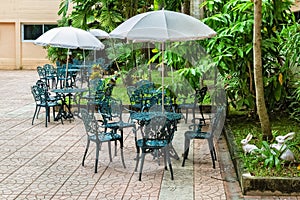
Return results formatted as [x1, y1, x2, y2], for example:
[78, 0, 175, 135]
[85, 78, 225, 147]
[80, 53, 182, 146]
[0, 70, 298, 199]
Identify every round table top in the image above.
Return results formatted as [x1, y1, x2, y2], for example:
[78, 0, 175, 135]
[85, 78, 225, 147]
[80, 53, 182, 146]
[131, 111, 182, 122]
[52, 88, 87, 93]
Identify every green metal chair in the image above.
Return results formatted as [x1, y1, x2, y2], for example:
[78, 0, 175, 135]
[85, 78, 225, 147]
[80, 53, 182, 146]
[43, 64, 57, 89]
[56, 66, 72, 89]
[127, 86, 145, 112]
[97, 97, 136, 157]
[178, 86, 208, 124]
[37, 66, 47, 84]
[182, 106, 224, 168]
[31, 81, 62, 127]
[80, 108, 126, 173]
[134, 114, 175, 181]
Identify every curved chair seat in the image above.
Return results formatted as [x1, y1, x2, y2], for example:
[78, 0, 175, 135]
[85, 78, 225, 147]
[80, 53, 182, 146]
[136, 139, 168, 148]
[184, 130, 212, 140]
[89, 132, 122, 142]
[105, 121, 136, 130]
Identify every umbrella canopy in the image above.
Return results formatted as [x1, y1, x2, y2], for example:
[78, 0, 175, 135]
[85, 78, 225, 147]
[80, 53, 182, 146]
[88, 29, 110, 62]
[34, 26, 105, 50]
[34, 27, 105, 88]
[110, 9, 216, 111]
[109, 9, 216, 42]
[89, 29, 110, 39]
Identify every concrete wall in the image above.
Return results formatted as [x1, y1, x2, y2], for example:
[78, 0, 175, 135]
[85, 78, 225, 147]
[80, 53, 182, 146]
[0, 0, 61, 70]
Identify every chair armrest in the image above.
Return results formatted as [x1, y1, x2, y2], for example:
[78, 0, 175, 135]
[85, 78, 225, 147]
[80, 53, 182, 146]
[122, 106, 137, 114]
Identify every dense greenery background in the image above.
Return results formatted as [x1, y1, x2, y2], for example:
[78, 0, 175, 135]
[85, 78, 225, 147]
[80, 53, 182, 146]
[55, 0, 300, 119]
[55, 0, 300, 176]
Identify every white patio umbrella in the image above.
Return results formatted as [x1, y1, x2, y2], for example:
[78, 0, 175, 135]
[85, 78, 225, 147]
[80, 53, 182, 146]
[109, 9, 216, 110]
[89, 29, 110, 39]
[34, 26, 105, 87]
[88, 29, 110, 62]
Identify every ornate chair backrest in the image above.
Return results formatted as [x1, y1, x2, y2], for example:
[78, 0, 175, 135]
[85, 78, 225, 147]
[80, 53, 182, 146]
[31, 85, 48, 105]
[135, 80, 151, 88]
[127, 86, 143, 106]
[43, 64, 56, 76]
[109, 98, 123, 120]
[206, 106, 225, 139]
[137, 82, 155, 95]
[195, 86, 208, 105]
[143, 115, 173, 143]
[56, 67, 66, 78]
[37, 66, 46, 79]
[90, 78, 105, 100]
[35, 80, 48, 91]
[98, 97, 123, 125]
[80, 109, 100, 142]
[97, 96, 112, 125]
[127, 86, 137, 99]
[31, 85, 40, 103]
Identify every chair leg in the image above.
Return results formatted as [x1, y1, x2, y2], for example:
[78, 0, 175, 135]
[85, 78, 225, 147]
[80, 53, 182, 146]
[134, 147, 140, 172]
[119, 139, 126, 168]
[139, 152, 146, 181]
[213, 147, 217, 161]
[114, 140, 117, 156]
[115, 129, 124, 156]
[166, 146, 174, 180]
[208, 138, 216, 169]
[47, 107, 51, 122]
[163, 148, 168, 170]
[154, 149, 160, 166]
[210, 149, 216, 169]
[82, 139, 90, 167]
[52, 106, 55, 122]
[185, 108, 188, 123]
[95, 142, 100, 173]
[45, 107, 49, 127]
[36, 106, 41, 119]
[32, 106, 39, 125]
[182, 136, 191, 167]
[108, 141, 112, 162]
[169, 143, 180, 160]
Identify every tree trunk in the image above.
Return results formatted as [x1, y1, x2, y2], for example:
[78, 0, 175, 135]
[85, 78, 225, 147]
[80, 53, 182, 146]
[190, 0, 204, 19]
[182, 0, 190, 15]
[253, 0, 272, 140]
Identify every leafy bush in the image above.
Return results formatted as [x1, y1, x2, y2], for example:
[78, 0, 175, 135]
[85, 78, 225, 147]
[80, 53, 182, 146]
[288, 80, 300, 122]
[200, 0, 298, 113]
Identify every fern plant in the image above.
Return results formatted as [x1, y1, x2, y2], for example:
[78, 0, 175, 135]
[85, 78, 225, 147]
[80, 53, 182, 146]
[288, 80, 300, 121]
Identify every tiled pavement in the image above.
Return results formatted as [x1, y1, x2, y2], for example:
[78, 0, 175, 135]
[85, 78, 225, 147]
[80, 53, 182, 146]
[0, 70, 297, 200]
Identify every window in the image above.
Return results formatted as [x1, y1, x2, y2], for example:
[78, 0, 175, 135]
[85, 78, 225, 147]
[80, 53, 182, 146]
[22, 24, 57, 41]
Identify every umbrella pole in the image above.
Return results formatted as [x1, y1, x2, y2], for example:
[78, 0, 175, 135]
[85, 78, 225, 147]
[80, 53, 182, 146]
[169, 43, 174, 84]
[64, 48, 70, 88]
[83, 49, 90, 95]
[148, 42, 152, 82]
[161, 42, 165, 113]
[111, 39, 121, 72]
